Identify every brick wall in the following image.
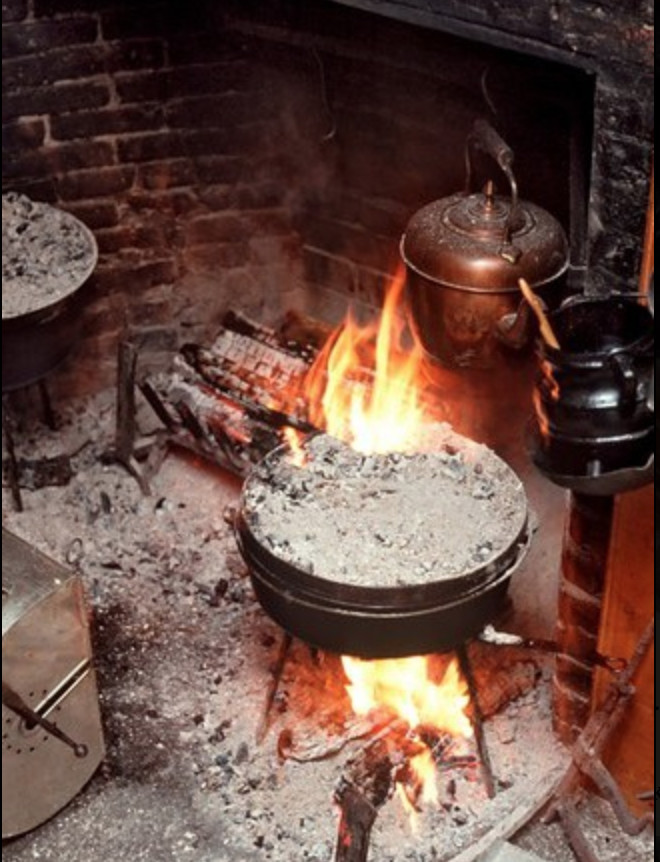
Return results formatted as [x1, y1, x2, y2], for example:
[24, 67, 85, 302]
[2, 0, 654, 400]
[3, 0, 321, 396]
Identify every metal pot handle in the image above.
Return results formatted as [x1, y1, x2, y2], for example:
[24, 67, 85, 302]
[465, 118, 520, 249]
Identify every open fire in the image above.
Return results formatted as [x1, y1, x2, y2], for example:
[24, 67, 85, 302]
[342, 655, 473, 824]
[276, 270, 484, 829]
[296, 266, 427, 455]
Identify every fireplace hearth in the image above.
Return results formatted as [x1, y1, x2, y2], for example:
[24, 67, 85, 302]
[2, 0, 653, 402]
[1, 394, 653, 861]
[2, 0, 654, 859]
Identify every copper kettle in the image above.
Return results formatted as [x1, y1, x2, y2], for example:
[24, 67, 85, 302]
[401, 119, 569, 369]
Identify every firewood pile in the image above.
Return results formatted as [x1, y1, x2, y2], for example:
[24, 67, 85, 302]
[133, 310, 328, 481]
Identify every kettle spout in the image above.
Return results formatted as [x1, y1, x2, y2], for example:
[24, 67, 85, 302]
[493, 298, 533, 349]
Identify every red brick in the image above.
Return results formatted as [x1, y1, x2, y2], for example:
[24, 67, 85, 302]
[115, 70, 169, 104]
[192, 155, 243, 185]
[2, 80, 111, 122]
[100, 4, 203, 41]
[62, 200, 120, 230]
[185, 214, 246, 244]
[1, 117, 46, 149]
[167, 31, 247, 65]
[106, 38, 165, 73]
[2, 0, 28, 23]
[137, 159, 197, 191]
[56, 166, 135, 202]
[557, 585, 602, 634]
[1, 177, 58, 202]
[125, 189, 199, 216]
[52, 104, 164, 141]
[117, 133, 187, 163]
[179, 127, 261, 157]
[89, 259, 180, 296]
[166, 60, 254, 97]
[304, 215, 400, 272]
[184, 243, 250, 272]
[165, 93, 272, 130]
[3, 45, 106, 90]
[93, 225, 163, 254]
[244, 209, 294, 236]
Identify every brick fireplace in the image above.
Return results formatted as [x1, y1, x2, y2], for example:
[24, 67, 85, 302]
[2, 0, 655, 850]
[2, 0, 653, 399]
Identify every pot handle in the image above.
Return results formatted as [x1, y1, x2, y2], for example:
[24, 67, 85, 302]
[465, 119, 520, 255]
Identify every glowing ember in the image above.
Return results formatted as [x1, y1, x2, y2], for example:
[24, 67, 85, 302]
[342, 655, 473, 817]
[293, 266, 428, 454]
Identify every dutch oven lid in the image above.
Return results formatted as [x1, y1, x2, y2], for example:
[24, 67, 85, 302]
[400, 120, 569, 293]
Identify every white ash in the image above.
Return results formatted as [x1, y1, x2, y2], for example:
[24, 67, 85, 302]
[2, 192, 97, 319]
[242, 431, 528, 587]
[1, 391, 653, 862]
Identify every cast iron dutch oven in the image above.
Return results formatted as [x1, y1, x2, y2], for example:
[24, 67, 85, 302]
[401, 119, 569, 369]
[2, 204, 97, 392]
[235, 438, 532, 658]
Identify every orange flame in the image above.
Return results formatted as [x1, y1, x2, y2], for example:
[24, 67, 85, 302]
[342, 655, 472, 738]
[284, 267, 471, 821]
[342, 655, 473, 820]
[298, 266, 428, 453]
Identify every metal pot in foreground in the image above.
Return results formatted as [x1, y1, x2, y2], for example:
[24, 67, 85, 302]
[234, 435, 532, 658]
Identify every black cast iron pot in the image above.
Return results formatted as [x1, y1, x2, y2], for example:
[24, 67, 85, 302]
[2, 284, 93, 392]
[235, 436, 532, 660]
[2, 210, 97, 393]
[529, 295, 654, 493]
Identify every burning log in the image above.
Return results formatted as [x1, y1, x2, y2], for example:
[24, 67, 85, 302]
[333, 721, 417, 862]
[457, 644, 496, 799]
[136, 309, 323, 480]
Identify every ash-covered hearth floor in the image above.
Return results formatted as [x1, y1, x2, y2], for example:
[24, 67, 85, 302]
[1, 390, 653, 862]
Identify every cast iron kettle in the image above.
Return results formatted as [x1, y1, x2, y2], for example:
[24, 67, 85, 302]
[401, 118, 569, 369]
[529, 291, 655, 495]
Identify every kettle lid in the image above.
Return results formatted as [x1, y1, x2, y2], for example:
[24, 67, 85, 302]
[401, 181, 569, 293]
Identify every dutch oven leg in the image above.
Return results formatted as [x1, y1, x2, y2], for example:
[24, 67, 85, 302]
[457, 643, 497, 798]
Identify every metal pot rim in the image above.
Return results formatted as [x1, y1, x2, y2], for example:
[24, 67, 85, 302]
[235, 491, 531, 611]
[401, 237, 569, 293]
[2, 218, 97, 327]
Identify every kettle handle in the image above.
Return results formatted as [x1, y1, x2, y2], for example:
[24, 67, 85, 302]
[465, 119, 520, 250]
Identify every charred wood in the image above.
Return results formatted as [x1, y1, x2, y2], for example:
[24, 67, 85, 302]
[333, 728, 403, 862]
[457, 644, 496, 799]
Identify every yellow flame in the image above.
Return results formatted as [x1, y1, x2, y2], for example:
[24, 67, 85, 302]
[342, 655, 472, 738]
[341, 655, 472, 823]
[300, 266, 427, 453]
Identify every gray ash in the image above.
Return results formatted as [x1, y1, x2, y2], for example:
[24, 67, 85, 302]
[242, 429, 528, 588]
[2, 192, 97, 319]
